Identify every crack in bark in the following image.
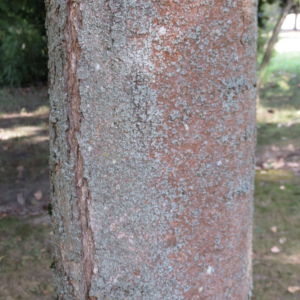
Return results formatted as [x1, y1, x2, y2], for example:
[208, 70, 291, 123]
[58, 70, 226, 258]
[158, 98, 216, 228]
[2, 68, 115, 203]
[65, 1, 94, 299]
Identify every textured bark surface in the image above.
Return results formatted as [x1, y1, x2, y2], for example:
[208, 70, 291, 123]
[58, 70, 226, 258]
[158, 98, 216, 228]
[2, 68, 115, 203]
[46, 0, 257, 299]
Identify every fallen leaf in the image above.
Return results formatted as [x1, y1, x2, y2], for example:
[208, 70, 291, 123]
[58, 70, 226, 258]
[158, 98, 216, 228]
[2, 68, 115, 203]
[270, 226, 277, 233]
[288, 286, 300, 294]
[279, 237, 287, 244]
[34, 190, 43, 201]
[17, 165, 24, 179]
[273, 157, 285, 169]
[270, 246, 281, 253]
[17, 193, 25, 205]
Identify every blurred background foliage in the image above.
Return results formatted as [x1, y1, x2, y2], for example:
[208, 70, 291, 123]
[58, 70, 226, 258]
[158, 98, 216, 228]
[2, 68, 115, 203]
[257, 0, 300, 74]
[0, 0, 298, 86]
[0, 0, 47, 86]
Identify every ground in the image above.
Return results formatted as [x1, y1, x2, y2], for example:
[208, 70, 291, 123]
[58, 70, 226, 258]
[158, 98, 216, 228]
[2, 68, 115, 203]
[253, 31, 300, 299]
[0, 32, 300, 299]
[0, 87, 54, 299]
[0, 87, 49, 217]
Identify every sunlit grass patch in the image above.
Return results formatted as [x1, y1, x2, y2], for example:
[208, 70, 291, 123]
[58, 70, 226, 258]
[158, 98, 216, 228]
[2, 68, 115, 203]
[261, 52, 300, 84]
[268, 52, 300, 75]
[0, 124, 48, 141]
[256, 169, 295, 182]
[257, 106, 300, 125]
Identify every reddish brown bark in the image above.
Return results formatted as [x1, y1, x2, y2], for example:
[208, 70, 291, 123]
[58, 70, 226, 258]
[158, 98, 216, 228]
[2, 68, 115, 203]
[47, 0, 257, 299]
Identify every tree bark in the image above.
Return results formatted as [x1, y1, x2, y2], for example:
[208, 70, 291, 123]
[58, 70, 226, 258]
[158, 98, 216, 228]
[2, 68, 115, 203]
[294, 12, 299, 30]
[46, 0, 257, 299]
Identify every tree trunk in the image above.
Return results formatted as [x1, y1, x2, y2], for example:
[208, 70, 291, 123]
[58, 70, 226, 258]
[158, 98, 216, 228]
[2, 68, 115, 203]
[259, 0, 294, 72]
[46, 1, 257, 299]
[294, 13, 299, 30]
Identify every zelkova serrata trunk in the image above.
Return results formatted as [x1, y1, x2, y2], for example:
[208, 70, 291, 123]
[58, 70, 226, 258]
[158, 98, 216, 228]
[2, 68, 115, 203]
[46, 0, 257, 299]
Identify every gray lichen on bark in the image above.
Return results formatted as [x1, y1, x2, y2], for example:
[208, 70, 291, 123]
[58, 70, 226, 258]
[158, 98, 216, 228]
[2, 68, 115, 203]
[47, 0, 257, 299]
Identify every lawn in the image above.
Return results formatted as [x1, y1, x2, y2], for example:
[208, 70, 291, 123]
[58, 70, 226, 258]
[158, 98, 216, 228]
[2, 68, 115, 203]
[253, 41, 300, 299]
[0, 87, 53, 299]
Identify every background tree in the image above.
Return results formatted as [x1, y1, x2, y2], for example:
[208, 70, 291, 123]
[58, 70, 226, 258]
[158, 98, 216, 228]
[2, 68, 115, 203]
[47, 0, 257, 299]
[0, 0, 47, 86]
[258, 0, 300, 73]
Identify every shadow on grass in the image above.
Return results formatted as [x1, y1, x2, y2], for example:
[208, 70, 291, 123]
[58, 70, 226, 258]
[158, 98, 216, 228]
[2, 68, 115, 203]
[260, 70, 300, 110]
[0, 86, 53, 299]
[253, 172, 300, 299]
[0, 113, 49, 129]
[0, 86, 48, 115]
[257, 123, 300, 146]
[0, 86, 50, 216]
[253, 259, 300, 300]
[0, 137, 49, 183]
[0, 217, 54, 299]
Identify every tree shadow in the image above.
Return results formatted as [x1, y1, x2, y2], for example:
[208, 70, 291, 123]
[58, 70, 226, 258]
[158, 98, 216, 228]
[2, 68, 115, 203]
[0, 86, 49, 216]
[0, 86, 48, 114]
[257, 123, 300, 146]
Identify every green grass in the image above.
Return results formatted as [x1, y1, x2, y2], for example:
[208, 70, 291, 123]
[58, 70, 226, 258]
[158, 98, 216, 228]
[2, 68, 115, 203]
[0, 217, 54, 299]
[253, 172, 300, 300]
[257, 49, 300, 146]
[260, 52, 300, 85]
[259, 52, 300, 115]
[253, 41, 300, 299]
[257, 123, 300, 146]
[0, 86, 52, 298]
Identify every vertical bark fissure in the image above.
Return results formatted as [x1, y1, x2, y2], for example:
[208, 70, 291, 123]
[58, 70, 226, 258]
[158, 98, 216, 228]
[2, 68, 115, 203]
[65, 1, 94, 298]
[48, 0, 256, 297]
